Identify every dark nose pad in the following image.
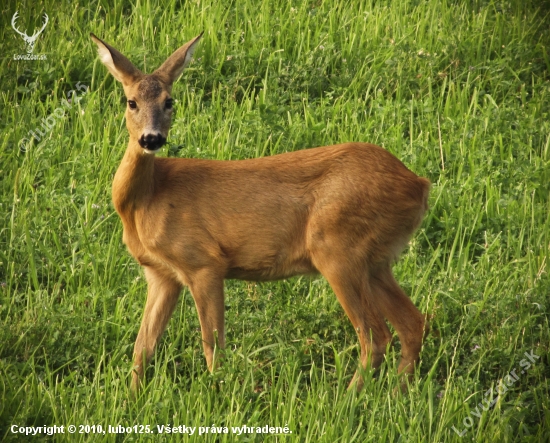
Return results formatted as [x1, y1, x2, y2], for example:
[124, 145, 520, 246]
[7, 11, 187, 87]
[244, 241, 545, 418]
[138, 133, 166, 150]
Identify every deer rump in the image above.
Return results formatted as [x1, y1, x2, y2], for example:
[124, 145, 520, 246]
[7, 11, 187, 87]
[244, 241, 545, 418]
[126, 142, 429, 284]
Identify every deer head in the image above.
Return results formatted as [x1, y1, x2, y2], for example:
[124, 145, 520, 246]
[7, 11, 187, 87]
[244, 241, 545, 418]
[11, 12, 49, 54]
[90, 33, 202, 153]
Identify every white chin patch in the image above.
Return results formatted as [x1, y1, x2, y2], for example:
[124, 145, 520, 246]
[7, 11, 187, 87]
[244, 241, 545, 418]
[143, 148, 161, 155]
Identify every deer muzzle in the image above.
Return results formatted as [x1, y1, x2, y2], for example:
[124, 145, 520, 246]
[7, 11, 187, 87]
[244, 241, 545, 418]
[138, 133, 166, 151]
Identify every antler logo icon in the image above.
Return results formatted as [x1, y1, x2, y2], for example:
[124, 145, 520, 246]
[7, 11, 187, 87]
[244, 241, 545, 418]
[11, 11, 49, 54]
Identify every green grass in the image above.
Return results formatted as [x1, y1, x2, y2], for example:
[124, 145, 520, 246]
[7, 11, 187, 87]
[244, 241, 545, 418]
[1, 0, 549, 441]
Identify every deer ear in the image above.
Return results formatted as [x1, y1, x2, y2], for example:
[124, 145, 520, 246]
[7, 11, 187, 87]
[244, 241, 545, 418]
[154, 32, 203, 84]
[90, 33, 142, 85]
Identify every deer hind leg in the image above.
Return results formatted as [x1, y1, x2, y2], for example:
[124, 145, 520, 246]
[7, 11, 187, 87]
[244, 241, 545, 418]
[371, 264, 427, 386]
[132, 266, 182, 393]
[315, 257, 392, 391]
[187, 269, 225, 372]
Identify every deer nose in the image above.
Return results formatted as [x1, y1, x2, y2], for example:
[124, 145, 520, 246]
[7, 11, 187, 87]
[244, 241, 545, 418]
[138, 133, 166, 150]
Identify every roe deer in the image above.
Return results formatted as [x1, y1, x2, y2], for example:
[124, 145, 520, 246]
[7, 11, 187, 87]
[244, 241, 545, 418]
[90, 32, 430, 394]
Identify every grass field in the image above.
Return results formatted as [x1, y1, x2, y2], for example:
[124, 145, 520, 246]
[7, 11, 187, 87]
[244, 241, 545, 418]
[1, 0, 549, 441]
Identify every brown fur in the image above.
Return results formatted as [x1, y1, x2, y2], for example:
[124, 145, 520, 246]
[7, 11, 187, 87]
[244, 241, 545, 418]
[91, 32, 431, 394]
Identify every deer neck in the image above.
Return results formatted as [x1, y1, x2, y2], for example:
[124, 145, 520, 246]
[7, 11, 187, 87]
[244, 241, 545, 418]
[112, 137, 156, 216]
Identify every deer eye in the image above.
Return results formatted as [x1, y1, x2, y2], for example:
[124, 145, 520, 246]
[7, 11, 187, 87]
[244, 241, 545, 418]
[127, 100, 137, 109]
[165, 98, 173, 110]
